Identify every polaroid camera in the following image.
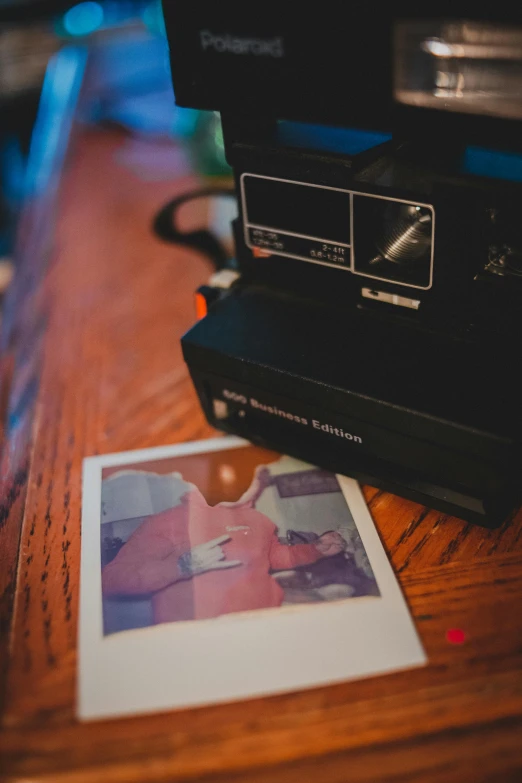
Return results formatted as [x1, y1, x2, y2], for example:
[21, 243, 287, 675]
[163, 4, 522, 527]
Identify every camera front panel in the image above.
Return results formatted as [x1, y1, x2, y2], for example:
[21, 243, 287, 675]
[240, 173, 435, 293]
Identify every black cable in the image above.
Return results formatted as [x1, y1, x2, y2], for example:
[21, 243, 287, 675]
[152, 187, 236, 270]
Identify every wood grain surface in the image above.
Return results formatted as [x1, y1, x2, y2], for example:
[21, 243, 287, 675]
[1, 124, 522, 783]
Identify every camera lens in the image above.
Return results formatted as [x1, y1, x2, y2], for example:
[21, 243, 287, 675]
[352, 195, 434, 289]
[373, 204, 432, 265]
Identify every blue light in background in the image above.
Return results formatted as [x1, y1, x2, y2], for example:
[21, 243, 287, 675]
[25, 48, 87, 195]
[142, 0, 166, 38]
[63, 2, 104, 37]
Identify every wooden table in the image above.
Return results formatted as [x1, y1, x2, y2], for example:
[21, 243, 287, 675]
[2, 66, 522, 783]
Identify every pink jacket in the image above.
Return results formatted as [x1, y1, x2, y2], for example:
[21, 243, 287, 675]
[102, 487, 322, 622]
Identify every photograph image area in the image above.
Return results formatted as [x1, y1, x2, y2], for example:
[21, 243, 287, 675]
[100, 444, 380, 635]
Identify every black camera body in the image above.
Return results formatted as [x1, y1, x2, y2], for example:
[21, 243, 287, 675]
[164, 4, 522, 526]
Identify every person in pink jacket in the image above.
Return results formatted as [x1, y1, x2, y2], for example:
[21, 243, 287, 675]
[102, 466, 345, 624]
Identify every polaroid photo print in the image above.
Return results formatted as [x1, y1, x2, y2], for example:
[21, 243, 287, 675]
[79, 437, 426, 720]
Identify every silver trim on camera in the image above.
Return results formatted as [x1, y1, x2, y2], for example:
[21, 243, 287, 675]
[361, 288, 421, 309]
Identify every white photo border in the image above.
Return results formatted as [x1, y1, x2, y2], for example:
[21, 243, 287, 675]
[78, 436, 426, 720]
